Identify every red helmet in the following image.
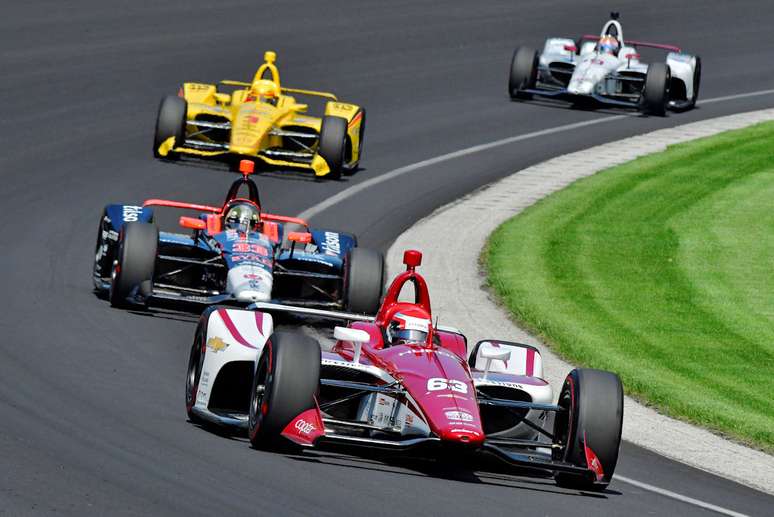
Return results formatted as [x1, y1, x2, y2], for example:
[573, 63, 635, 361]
[385, 305, 432, 346]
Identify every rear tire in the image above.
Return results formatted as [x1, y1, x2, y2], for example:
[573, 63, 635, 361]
[248, 332, 321, 449]
[344, 247, 384, 315]
[153, 95, 187, 159]
[643, 62, 670, 116]
[109, 222, 158, 307]
[553, 368, 623, 491]
[318, 115, 347, 180]
[508, 47, 538, 100]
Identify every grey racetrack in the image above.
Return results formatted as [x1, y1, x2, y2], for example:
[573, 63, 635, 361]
[2, 1, 773, 515]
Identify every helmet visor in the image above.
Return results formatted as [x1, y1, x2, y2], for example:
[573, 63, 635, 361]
[226, 206, 258, 233]
[389, 328, 428, 345]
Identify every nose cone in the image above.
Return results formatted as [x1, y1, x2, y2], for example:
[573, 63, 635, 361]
[228, 266, 273, 303]
[230, 107, 274, 154]
[235, 290, 271, 303]
[437, 425, 485, 446]
[568, 80, 594, 95]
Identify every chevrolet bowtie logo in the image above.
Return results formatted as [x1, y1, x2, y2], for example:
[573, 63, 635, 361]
[207, 337, 230, 353]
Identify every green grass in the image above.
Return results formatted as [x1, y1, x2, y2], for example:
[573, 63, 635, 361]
[485, 121, 774, 452]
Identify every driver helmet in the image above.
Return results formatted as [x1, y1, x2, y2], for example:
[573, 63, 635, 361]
[250, 79, 280, 104]
[224, 202, 260, 233]
[598, 35, 619, 55]
[385, 307, 432, 347]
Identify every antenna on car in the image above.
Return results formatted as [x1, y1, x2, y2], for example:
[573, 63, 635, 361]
[610, 11, 620, 20]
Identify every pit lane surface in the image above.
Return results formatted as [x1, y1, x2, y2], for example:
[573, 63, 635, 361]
[2, 1, 773, 515]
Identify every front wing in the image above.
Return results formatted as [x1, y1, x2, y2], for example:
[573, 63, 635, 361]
[281, 405, 597, 481]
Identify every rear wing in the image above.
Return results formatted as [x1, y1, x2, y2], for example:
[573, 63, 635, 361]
[579, 34, 682, 53]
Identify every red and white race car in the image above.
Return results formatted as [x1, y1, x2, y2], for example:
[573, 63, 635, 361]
[186, 250, 624, 490]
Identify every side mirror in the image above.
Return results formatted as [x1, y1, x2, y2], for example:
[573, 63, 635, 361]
[214, 92, 231, 105]
[288, 231, 312, 244]
[478, 342, 512, 379]
[334, 326, 370, 364]
[179, 216, 206, 231]
[479, 345, 511, 362]
[334, 326, 370, 344]
[291, 103, 309, 112]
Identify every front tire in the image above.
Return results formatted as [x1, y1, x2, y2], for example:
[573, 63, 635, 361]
[109, 222, 158, 307]
[248, 332, 321, 449]
[508, 47, 538, 100]
[185, 326, 206, 423]
[153, 95, 187, 159]
[344, 247, 384, 315]
[643, 62, 670, 116]
[553, 368, 624, 491]
[318, 115, 347, 180]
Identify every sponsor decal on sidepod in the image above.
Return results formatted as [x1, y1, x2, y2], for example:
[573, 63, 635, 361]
[321, 231, 340, 256]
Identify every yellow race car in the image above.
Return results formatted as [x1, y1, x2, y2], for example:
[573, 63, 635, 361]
[153, 51, 365, 179]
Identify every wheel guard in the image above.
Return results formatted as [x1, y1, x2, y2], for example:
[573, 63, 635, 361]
[583, 432, 605, 481]
[281, 405, 325, 446]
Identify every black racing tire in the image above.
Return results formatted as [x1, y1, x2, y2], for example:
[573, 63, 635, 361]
[344, 247, 384, 315]
[318, 115, 347, 180]
[508, 47, 538, 100]
[248, 332, 321, 449]
[153, 95, 187, 159]
[643, 62, 670, 116]
[553, 368, 624, 491]
[688, 55, 702, 109]
[185, 325, 206, 424]
[93, 207, 114, 291]
[109, 222, 158, 307]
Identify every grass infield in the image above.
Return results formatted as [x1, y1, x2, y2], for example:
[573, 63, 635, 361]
[485, 121, 774, 452]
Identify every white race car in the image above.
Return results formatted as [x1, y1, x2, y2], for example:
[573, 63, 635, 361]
[508, 13, 701, 115]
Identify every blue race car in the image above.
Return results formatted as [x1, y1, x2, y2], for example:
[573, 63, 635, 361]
[93, 160, 384, 315]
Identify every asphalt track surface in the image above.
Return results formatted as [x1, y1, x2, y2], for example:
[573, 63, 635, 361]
[2, 1, 773, 515]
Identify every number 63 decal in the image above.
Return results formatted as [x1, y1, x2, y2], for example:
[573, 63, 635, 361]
[427, 377, 468, 394]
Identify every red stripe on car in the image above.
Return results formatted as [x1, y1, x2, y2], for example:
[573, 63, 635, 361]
[218, 309, 257, 349]
[525, 348, 535, 376]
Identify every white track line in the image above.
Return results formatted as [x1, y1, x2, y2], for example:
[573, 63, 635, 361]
[298, 88, 774, 221]
[297, 116, 624, 220]
[614, 475, 750, 517]
[698, 88, 774, 105]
